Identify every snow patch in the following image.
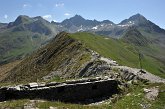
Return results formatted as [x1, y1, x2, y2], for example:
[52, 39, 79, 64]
[92, 26, 98, 30]
[101, 24, 104, 27]
[128, 21, 135, 24]
[129, 21, 132, 23]
[118, 25, 129, 27]
[118, 21, 135, 27]
[77, 25, 83, 32]
[77, 28, 83, 32]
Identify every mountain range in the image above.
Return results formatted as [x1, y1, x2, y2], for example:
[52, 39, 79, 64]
[54, 14, 165, 38]
[0, 13, 165, 78]
[0, 13, 165, 109]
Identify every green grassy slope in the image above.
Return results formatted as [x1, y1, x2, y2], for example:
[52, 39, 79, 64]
[0, 15, 58, 65]
[3, 32, 165, 82]
[0, 30, 49, 64]
[70, 32, 165, 78]
[112, 83, 165, 109]
[3, 32, 91, 82]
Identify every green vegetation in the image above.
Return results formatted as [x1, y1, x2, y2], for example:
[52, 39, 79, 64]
[0, 30, 49, 64]
[0, 99, 108, 109]
[2, 31, 165, 83]
[1, 83, 164, 109]
[70, 32, 139, 67]
[111, 83, 165, 109]
[112, 84, 147, 109]
[0, 99, 28, 108]
[0, 15, 58, 65]
[37, 101, 108, 109]
[70, 32, 165, 78]
[3, 32, 91, 82]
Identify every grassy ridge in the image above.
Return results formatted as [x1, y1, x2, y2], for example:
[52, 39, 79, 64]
[70, 32, 165, 78]
[70, 32, 139, 67]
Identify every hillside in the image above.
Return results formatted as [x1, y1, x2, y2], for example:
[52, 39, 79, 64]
[122, 27, 149, 46]
[70, 32, 165, 78]
[0, 15, 58, 65]
[1, 13, 165, 66]
[2, 31, 165, 83]
[0, 60, 21, 81]
[1, 31, 165, 109]
[3, 32, 92, 82]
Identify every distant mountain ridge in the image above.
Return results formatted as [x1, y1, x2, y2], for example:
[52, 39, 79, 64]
[0, 15, 59, 64]
[53, 13, 165, 38]
[0, 13, 165, 65]
[1, 13, 165, 38]
[61, 15, 114, 27]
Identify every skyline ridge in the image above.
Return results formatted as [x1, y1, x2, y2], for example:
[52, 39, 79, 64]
[0, 0, 164, 29]
[3, 13, 164, 30]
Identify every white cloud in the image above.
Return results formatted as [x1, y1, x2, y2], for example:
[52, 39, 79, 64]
[64, 13, 71, 16]
[4, 14, 8, 19]
[23, 4, 31, 8]
[42, 15, 52, 20]
[55, 3, 64, 7]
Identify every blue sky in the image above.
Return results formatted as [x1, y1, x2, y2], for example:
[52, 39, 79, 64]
[0, 0, 165, 28]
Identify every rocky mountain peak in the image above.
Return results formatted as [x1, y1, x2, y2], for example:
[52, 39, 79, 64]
[7, 15, 31, 28]
[13, 15, 31, 25]
[33, 16, 44, 21]
[119, 13, 148, 25]
[73, 14, 85, 20]
[129, 13, 147, 22]
[61, 14, 87, 27]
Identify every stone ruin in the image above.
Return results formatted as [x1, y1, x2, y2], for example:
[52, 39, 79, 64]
[0, 77, 119, 104]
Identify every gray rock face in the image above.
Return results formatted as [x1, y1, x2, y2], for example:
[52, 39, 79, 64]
[112, 66, 165, 83]
[78, 61, 111, 77]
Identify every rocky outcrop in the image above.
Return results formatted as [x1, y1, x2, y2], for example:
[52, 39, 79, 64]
[112, 66, 165, 83]
[144, 87, 159, 101]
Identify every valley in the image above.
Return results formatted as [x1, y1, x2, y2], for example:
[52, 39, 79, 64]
[0, 13, 165, 109]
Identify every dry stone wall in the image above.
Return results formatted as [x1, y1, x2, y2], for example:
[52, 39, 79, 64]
[0, 78, 119, 103]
